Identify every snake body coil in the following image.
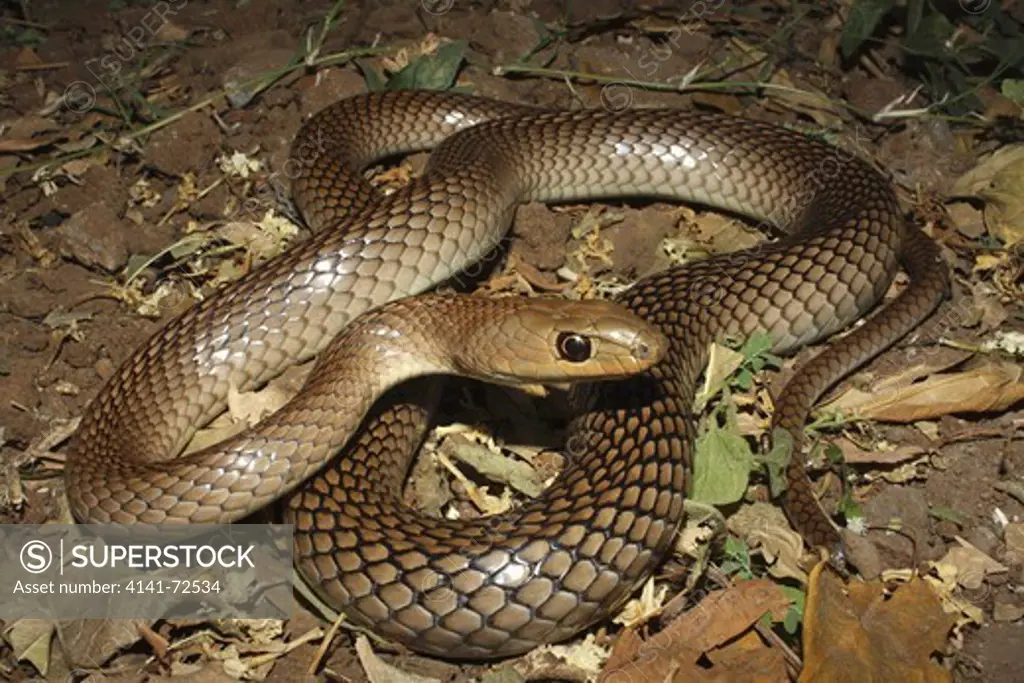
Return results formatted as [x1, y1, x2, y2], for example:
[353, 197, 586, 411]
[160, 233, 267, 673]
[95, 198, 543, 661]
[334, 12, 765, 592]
[65, 91, 948, 658]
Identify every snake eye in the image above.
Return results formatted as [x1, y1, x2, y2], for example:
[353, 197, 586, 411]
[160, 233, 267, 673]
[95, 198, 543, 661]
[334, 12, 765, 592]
[556, 332, 593, 363]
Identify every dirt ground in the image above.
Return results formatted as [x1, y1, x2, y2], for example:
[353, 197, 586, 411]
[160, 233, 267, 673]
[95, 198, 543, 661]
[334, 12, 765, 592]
[1, 0, 1023, 681]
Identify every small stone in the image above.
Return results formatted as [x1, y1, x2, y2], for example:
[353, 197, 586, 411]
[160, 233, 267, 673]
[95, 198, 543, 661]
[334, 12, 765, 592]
[94, 357, 116, 380]
[1004, 523, 1024, 560]
[17, 328, 49, 353]
[52, 203, 131, 272]
[62, 341, 97, 369]
[965, 525, 1002, 558]
[843, 529, 883, 580]
[934, 520, 960, 539]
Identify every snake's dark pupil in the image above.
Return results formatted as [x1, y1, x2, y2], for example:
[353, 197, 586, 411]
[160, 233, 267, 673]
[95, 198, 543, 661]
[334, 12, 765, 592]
[557, 333, 592, 362]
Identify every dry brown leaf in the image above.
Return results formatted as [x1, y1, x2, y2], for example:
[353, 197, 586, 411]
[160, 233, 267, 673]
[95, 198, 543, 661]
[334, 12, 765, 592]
[932, 537, 1007, 590]
[704, 630, 789, 683]
[0, 114, 62, 152]
[993, 601, 1024, 622]
[727, 502, 810, 583]
[526, 632, 608, 678]
[870, 349, 976, 390]
[355, 635, 440, 683]
[925, 562, 986, 626]
[951, 143, 1024, 246]
[800, 566, 955, 683]
[599, 579, 791, 683]
[951, 144, 1024, 196]
[184, 366, 308, 453]
[55, 618, 148, 670]
[947, 201, 986, 239]
[768, 69, 845, 129]
[833, 438, 925, 465]
[13, 46, 44, 68]
[505, 252, 570, 292]
[441, 433, 545, 498]
[825, 360, 1024, 422]
[3, 619, 55, 676]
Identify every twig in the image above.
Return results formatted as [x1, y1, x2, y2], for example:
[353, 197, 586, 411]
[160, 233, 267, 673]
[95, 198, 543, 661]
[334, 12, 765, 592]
[0, 45, 391, 180]
[15, 61, 70, 71]
[308, 612, 347, 675]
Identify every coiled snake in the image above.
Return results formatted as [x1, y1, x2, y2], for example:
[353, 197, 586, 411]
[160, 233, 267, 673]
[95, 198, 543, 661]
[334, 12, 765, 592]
[65, 90, 949, 658]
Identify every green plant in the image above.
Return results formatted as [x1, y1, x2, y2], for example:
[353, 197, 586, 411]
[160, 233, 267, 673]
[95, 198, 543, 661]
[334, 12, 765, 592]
[841, 0, 1024, 116]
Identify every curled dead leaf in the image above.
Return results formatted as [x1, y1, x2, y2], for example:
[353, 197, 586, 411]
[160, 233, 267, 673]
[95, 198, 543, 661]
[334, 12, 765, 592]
[826, 360, 1024, 422]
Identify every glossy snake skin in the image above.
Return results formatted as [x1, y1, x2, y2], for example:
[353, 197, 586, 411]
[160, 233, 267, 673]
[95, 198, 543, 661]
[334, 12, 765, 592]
[65, 91, 949, 658]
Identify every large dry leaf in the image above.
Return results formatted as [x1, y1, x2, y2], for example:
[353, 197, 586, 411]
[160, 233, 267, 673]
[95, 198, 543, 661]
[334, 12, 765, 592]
[951, 143, 1024, 246]
[825, 361, 1024, 422]
[599, 579, 791, 683]
[801, 565, 955, 683]
[55, 618, 147, 669]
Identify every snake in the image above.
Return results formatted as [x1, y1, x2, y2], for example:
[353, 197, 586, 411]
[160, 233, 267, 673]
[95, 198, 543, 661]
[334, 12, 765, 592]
[64, 90, 950, 659]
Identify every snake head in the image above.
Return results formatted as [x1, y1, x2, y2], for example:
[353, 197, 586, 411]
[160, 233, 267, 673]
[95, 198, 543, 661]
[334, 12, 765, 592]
[449, 296, 668, 384]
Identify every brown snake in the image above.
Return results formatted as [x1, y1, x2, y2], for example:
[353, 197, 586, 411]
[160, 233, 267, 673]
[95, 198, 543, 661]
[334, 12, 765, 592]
[65, 90, 949, 659]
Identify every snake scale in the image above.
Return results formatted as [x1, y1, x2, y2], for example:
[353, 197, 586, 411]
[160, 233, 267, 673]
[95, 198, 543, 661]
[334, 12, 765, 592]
[65, 90, 949, 659]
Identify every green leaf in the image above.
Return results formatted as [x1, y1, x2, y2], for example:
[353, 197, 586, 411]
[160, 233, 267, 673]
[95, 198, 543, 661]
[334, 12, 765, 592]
[356, 60, 387, 92]
[904, 10, 956, 60]
[840, 0, 896, 58]
[739, 331, 773, 359]
[929, 505, 969, 527]
[738, 332, 781, 374]
[760, 427, 794, 499]
[824, 442, 844, 466]
[386, 40, 467, 91]
[905, 0, 924, 36]
[692, 420, 755, 505]
[836, 493, 863, 522]
[1002, 79, 1024, 104]
[723, 536, 753, 579]
[719, 559, 743, 576]
[780, 585, 806, 634]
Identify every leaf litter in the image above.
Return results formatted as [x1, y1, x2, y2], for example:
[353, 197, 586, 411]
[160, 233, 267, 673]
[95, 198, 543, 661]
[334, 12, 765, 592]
[3, 2, 1023, 681]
